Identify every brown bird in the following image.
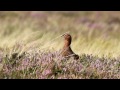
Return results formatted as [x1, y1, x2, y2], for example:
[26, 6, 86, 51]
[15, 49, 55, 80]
[61, 33, 79, 60]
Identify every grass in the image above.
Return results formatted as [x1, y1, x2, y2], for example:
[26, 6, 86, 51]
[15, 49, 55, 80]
[0, 11, 120, 79]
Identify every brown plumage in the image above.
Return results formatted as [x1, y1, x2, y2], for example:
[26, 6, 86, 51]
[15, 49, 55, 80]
[61, 33, 79, 60]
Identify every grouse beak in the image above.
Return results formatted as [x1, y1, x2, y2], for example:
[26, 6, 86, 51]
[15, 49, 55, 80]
[61, 32, 70, 37]
[61, 33, 65, 37]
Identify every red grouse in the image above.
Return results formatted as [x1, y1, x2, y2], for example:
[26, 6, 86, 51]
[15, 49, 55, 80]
[61, 33, 79, 60]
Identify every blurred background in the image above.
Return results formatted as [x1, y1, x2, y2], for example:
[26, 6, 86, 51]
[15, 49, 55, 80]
[0, 11, 120, 58]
